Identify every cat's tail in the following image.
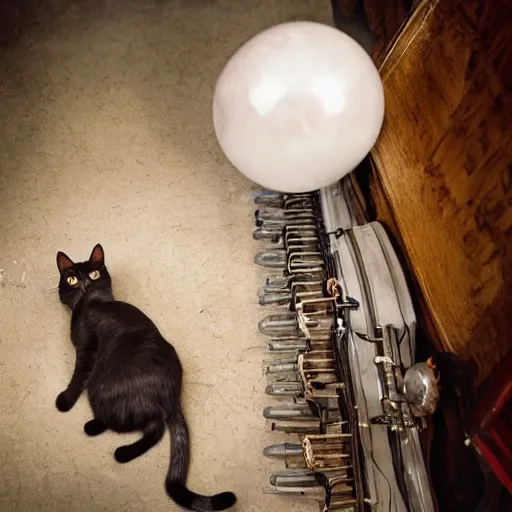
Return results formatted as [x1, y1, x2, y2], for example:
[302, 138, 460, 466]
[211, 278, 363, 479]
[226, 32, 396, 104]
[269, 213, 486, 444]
[165, 405, 236, 512]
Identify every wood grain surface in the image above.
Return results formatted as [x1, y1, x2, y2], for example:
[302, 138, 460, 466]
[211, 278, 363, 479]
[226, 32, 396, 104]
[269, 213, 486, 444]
[370, 0, 512, 384]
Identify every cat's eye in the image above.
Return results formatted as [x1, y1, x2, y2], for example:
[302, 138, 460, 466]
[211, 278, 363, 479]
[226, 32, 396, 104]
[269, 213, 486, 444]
[67, 276, 78, 287]
[89, 270, 101, 280]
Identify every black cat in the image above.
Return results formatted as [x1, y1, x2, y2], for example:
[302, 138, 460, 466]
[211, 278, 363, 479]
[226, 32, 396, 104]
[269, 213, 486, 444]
[55, 244, 236, 512]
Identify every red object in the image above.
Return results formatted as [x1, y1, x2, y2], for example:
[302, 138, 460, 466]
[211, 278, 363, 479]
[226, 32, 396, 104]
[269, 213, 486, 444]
[472, 350, 512, 493]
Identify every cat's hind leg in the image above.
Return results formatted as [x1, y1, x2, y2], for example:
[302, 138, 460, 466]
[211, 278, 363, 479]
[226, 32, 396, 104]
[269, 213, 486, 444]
[114, 418, 165, 464]
[84, 419, 108, 436]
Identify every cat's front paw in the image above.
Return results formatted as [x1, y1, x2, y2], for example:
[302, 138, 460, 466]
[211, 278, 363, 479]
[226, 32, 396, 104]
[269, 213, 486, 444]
[56, 391, 73, 412]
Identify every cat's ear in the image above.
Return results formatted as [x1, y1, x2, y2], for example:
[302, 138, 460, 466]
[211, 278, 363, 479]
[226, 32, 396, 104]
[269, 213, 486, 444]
[89, 244, 105, 266]
[56, 252, 74, 274]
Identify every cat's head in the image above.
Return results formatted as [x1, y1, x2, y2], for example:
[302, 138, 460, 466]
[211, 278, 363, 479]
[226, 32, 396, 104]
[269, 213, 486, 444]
[56, 244, 112, 309]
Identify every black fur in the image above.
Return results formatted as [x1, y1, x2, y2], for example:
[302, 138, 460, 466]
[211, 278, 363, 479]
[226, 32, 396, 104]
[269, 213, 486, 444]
[55, 244, 236, 512]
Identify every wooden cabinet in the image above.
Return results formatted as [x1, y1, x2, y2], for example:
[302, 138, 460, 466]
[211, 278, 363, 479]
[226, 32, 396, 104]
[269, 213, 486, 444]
[368, 0, 512, 385]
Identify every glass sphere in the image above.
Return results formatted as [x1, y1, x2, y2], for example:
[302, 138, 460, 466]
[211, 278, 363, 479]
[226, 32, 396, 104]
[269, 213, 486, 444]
[213, 21, 385, 193]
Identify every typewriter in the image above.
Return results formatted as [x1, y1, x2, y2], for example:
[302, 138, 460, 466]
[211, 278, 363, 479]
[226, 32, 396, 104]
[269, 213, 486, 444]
[253, 178, 437, 512]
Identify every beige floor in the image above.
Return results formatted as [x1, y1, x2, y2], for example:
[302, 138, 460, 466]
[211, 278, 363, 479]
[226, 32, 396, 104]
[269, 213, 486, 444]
[0, 1, 333, 511]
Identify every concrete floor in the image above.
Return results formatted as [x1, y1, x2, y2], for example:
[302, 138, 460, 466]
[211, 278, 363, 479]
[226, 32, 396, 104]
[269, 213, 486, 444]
[0, 1, 333, 511]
